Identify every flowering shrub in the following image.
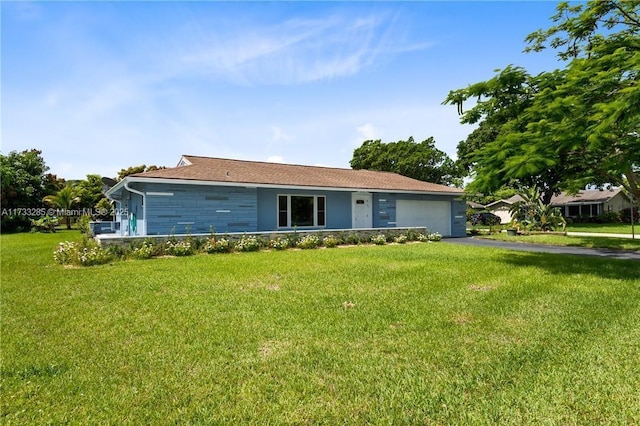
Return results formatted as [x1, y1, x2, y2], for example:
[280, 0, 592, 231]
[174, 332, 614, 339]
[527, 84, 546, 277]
[53, 241, 112, 266]
[322, 235, 339, 248]
[165, 240, 194, 256]
[53, 241, 78, 265]
[235, 235, 261, 252]
[428, 232, 442, 242]
[132, 242, 155, 259]
[204, 237, 232, 254]
[270, 237, 290, 251]
[371, 234, 387, 245]
[417, 233, 429, 242]
[297, 234, 320, 249]
[77, 246, 112, 266]
[404, 228, 422, 241]
[394, 235, 407, 244]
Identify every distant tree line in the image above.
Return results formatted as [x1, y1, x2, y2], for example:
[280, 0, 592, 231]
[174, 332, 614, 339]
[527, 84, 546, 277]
[0, 149, 164, 233]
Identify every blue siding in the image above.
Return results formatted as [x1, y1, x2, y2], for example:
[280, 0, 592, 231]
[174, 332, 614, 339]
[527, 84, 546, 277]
[374, 193, 397, 227]
[113, 181, 464, 237]
[451, 199, 467, 237]
[131, 183, 258, 235]
[257, 188, 351, 231]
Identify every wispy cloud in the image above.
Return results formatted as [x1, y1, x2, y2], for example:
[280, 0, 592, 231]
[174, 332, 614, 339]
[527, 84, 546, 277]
[270, 126, 292, 142]
[177, 9, 431, 85]
[353, 123, 379, 146]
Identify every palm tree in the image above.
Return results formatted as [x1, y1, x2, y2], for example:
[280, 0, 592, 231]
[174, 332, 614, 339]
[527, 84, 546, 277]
[43, 186, 80, 230]
[509, 186, 566, 232]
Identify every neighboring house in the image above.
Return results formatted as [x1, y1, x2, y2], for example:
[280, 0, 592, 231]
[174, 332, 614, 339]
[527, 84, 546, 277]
[466, 201, 486, 210]
[485, 195, 524, 224]
[104, 155, 466, 238]
[550, 188, 632, 218]
[485, 189, 632, 223]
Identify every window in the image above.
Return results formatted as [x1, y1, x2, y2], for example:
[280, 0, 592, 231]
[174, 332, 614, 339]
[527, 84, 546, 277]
[278, 195, 326, 228]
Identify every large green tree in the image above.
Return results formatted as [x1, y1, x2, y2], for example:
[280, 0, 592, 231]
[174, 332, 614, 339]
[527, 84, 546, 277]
[524, 0, 640, 201]
[443, 66, 582, 203]
[75, 174, 106, 211]
[0, 149, 61, 208]
[444, 0, 639, 203]
[350, 137, 463, 187]
[0, 149, 63, 232]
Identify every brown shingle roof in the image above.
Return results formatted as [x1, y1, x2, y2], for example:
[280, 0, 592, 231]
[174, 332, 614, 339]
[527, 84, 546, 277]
[131, 155, 462, 194]
[550, 189, 624, 205]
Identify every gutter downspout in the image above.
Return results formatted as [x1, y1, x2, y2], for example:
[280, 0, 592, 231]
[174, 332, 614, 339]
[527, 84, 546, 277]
[124, 180, 146, 236]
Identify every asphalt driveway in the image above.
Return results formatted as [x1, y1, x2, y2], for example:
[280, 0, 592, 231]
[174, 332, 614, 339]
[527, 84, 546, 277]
[445, 237, 640, 261]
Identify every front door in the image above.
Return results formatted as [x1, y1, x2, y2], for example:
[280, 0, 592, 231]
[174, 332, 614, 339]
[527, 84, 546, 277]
[352, 193, 372, 229]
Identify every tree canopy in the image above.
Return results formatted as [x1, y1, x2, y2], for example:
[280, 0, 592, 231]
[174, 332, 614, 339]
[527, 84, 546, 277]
[350, 137, 463, 187]
[0, 150, 63, 232]
[117, 164, 165, 181]
[444, 0, 640, 203]
[0, 149, 62, 210]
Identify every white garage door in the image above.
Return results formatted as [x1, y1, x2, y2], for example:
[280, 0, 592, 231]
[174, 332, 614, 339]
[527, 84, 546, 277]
[396, 200, 451, 236]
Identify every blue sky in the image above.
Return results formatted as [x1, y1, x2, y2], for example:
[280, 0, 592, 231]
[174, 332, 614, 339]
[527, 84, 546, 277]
[2, 1, 562, 180]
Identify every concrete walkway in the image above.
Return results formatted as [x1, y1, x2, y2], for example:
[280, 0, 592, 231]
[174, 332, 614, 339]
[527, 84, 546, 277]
[566, 231, 638, 239]
[445, 237, 640, 261]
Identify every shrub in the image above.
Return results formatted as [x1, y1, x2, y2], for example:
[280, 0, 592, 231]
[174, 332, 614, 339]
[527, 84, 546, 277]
[77, 245, 113, 266]
[165, 240, 195, 256]
[371, 234, 387, 245]
[270, 237, 290, 251]
[595, 211, 620, 223]
[344, 233, 361, 245]
[428, 232, 442, 242]
[235, 235, 261, 252]
[53, 241, 78, 265]
[404, 228, 422, 241]
[394, 235, 407, 244]
[203, 237, 232, 254]
[30, 216, 58, 233]
[78, 215, 91, 236]
[53, 239, 112, 266]
[1, 214, 32, 233]
[619, 207, 639, 224]
[322, 235, 339, 248]
[297, 234, 320, 250]
[132, 241, 155, 259]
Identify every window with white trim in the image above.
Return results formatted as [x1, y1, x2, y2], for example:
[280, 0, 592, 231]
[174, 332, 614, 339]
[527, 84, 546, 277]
[278, 195, 326, 228]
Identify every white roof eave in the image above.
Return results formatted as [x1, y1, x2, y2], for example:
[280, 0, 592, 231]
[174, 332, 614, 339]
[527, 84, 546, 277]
[113, 176, 463, 197]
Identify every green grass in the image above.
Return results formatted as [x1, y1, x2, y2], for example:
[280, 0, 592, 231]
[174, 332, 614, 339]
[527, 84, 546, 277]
[2, 231, 640, 424]
[482, 232, 640, 251]
[566, 222, 638, 234]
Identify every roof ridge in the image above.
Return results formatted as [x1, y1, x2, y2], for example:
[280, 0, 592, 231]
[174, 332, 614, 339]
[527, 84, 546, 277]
[182, 154, 425, 177]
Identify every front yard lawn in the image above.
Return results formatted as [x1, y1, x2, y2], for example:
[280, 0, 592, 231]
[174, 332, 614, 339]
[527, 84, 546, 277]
[566, 222, 637, 234]
[482, 232, 640, 251]
[2, 231, 639, 424]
